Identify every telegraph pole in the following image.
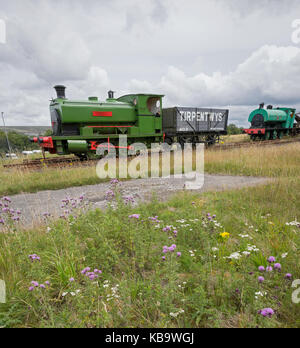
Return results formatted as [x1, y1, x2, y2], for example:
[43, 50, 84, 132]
[1, 112, 12, 156]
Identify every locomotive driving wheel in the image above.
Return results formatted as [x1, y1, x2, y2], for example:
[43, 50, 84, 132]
[263, 131, 271, 141]
[271, 130, 277, 140]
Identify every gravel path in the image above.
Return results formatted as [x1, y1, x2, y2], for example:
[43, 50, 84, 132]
[6, 174, 269, 227]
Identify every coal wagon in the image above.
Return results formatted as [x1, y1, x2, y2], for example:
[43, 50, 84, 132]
[162, 107, 229, 146]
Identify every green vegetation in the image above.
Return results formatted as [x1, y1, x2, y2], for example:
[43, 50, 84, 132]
[0, 130, 39, 154]
[0, 140, 299, 327]
[0, 176, 299, 328]
[226, 123, 244, 135]
[0, 141, 299, 196]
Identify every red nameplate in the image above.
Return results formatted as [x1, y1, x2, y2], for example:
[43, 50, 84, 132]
[92, 111, 112, 117]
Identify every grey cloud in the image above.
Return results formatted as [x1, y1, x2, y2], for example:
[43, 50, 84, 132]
[0, 0, 300, 127]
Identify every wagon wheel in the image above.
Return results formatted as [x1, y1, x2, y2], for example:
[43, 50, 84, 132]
[178, 137, 186, 149]
[163, 137, 173, 146]
[205, 135, 217, 146]
[75, 153, 88, 161]
[271, 130, 277, 140]
[263, 131, 271, 141]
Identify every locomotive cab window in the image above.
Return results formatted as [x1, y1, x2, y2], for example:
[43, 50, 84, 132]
[147, 97, 161, 116]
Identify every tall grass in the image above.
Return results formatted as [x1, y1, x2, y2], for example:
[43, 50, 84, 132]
[0, 142, 299, 196]
[205, 143, 300, 177]
[0, 177, 299, 328]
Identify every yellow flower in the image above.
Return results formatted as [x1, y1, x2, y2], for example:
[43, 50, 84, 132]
[220, 232, 230, 238]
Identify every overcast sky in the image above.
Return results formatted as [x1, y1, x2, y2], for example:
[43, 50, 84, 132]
[1, 0, 300, 126]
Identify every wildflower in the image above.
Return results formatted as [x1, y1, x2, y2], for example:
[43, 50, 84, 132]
[162, 256, 166, 261]
[177, 252, 182, 257]
[247, 244, 259, 252]
[268, 256, 276, 263]
[238, 234, 253, 239]
[29, 254, 41, 262]
[0, 219, 4, 224]
[281, 253, 288, 259]
[81, 267, 91, 275]
[259, 308, 274, 318]
[258, 266, 265, 272]
[285, 273, 292, 279]
[266, 266, 273, 272]
[110, 179, 119, 185]
[28, 286, 34, 292]
[189, 250, 195, 257]
[220, 232, 230, 238]
[162, 246, 168, 253]
[31, 281, 39, 287]
[258, 276, 265, 284]
[129, 214, 140, 219]
[89, 274, 97, 281]
[227, 252, 241, 260]
[212, 247, 219, 252]
[45, 281, 50, 286]
[69, 278, 75, 282]
[40, 284, 46, 289]
[255, 291, 267, 300]
[274, 263, 282, 271]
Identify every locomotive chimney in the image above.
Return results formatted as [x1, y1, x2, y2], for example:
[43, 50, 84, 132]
[54, 85, 66, 99]
[108, 90, 115, 99]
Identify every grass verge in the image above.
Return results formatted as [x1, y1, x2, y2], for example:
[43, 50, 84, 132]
[0, 142, 300, 196]
[0, 177, 299, 328]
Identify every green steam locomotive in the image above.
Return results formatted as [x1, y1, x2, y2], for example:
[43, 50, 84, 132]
[244, 103, 300, 140]
[33, 86, 228, 157]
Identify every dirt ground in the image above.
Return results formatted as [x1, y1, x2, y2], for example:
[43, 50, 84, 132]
[5, 173, 270, 227]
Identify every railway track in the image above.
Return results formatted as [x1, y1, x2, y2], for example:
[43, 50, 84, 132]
[2, 137, 300, 170]
[2, 156, 97, 170]
[213, 136, 300, 150]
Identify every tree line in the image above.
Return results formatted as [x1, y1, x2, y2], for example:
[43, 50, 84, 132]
[0, 130, 39, 154]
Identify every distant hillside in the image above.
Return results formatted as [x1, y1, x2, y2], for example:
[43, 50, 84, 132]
[0, 126, 51, 136]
